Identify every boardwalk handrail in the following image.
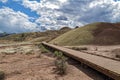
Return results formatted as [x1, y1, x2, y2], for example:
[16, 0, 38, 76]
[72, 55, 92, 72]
[42, 42, 120, 80]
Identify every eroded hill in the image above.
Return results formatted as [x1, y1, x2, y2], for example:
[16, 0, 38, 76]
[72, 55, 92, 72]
[50, 22, 120, 46]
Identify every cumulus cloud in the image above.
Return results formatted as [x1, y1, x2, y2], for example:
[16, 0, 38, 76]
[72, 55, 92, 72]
[56, 0, 120, 24]
[21, 0, 71, 30]
[0, 7, 39, 33]
[20, 0, 120, 30]
[1, 0, 120, 33]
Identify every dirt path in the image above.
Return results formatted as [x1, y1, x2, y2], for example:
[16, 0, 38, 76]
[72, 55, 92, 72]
[0, 44, 105, 80]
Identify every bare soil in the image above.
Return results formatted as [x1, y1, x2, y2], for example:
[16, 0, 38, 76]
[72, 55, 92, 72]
[0, 44, 106, 80]
[93, 22, 120, 45]
[66, 45, 120, 60]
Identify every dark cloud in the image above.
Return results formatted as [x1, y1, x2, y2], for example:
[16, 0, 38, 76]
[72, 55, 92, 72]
[57, 16, 68, 20]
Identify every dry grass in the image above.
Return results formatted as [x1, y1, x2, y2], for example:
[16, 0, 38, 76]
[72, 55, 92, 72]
[38, 44, 49, 53]
[0, 27, 71, 43]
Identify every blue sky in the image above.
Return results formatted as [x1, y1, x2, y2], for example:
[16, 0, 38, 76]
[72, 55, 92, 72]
[0, 0, 120, 33]
[0, 0, 39, 19]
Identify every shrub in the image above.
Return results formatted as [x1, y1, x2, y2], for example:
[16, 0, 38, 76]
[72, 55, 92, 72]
[25, 52, 33, 55]
[54, 51, 67, 75]
[12, 70, 21, 74]
[54, 51, 59, 57]
[35, 52, 42, 58]
[116, 54, 120, 58]
[0, 71, 5, 80]
[54, 51, 63, 58]
[38, 44, 49, 53]
[111, 48, 120, 58]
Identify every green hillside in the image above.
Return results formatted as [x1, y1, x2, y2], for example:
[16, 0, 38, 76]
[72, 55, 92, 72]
[50, 22, 120, 46]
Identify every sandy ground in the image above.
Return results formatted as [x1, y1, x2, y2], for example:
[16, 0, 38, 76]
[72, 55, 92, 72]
[0, 44, 106, 80]
[65, 45, 120, 60]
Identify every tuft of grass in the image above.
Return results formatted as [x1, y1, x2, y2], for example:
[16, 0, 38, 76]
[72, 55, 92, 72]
[116, 54, 120, 58]
[0, 71, 5, 80]
[35, 52, 42, 58]
[12, 70, 21, 75]
[54, 51, 67, 75]
[111, 48, 120, 58]
[25, 52, 33, 55]
[54, 51, 63, 58]
[38, 44, 49, 53]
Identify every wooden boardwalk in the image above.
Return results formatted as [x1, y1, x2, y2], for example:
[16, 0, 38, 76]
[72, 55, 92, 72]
[42, 42, 120, 80]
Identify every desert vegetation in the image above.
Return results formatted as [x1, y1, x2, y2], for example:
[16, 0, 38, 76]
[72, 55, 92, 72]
[0, 43, 105, 80]
[0, 22, 120, 80]
[38, 44, 68, 75]
[38, 44, 49, 53]
[0, 27, 71, 43]
[111, 48, 120, 59]
[0, 71, 5, 80]
[54, 51, 67, 75]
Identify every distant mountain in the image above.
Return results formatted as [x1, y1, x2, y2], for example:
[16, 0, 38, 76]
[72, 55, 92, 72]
[0, 32, 10, 37]
[50, 22, 120, 46]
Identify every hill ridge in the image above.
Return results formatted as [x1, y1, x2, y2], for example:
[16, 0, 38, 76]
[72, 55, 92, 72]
[50, 22, 120, 46]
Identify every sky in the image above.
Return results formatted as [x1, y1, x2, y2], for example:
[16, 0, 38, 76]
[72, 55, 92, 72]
[0, 0, 120, 33]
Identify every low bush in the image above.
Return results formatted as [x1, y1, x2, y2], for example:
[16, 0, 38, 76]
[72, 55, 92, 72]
[0, 71, 5, 80]
[35, 52, 42, 58]
[54, 51, 63, 58]
[38, 44, 49, 53]
[116, 54, 120, 58]
[54, 51, 67, 75]
[111, 48, 120, 58]
[25, 52, 33, 55]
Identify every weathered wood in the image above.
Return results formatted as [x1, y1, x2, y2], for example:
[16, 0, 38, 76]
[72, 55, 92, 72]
[42, 42, 120, 80]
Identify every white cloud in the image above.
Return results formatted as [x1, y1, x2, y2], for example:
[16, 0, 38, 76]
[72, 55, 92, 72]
[22, 0, 40, 11]
[0, 0, 8, 3]
[0, 7, 39, 33]
[1, 0, 120, 32]
[58, 0, 67, 3]
[22, 0, 72, 29]
[20, 0, 120, 30]
[57, 0, 120, 24]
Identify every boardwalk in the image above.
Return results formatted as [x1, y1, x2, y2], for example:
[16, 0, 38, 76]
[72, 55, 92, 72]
[42, 42, 120, 80]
